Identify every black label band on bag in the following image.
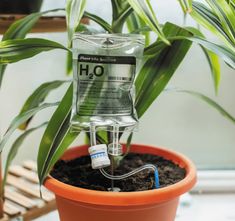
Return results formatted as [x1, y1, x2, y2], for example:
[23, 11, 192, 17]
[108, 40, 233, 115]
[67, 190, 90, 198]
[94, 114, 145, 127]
[78, 54, 136, 65]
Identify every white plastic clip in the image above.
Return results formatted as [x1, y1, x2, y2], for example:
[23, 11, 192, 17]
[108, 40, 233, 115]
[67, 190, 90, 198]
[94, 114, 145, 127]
[88, 144, 111, 169]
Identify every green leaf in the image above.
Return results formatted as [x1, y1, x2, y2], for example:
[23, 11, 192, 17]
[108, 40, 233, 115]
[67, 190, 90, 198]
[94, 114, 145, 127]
[203, 49, 221, 94]
[2, 9, 63, 41]
[135, 22, 192, 118]
[144, 40, 166, 56]
[75, 23, 103, 33]
[127, 11, 151, 45]
[175, 36, 235, 69]
[111, 0, 131, 33]
[2, 122, 47, 193]
[227, 0, 235, 10]
[130, 25, 152, 34]
[84, 11, 112, 33]
[0, 65, 6, 88]
[191, 2, 235, 50]
[0, 38, 68, 64]
[123, 132, 133, 157]
[205, 0, 235, 43]
[19, 80, 67, 130]
[185, 27, 221, 94]
[127, 0, 169, 45]
[178, 0, 192, 14]
[37, 84, 79, 184]
[111, 0, 128, 18]
[177, 90, 235, 124]
[66, 51, 73, 75]
[96, 131, 108, 145]
[66, 0, 87, 46]
[0, 102, 58, 152]
[0, 8, 64, 89]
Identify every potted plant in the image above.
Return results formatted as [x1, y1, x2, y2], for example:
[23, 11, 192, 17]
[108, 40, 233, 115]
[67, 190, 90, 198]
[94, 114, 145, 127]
[0, 0, 235, 221]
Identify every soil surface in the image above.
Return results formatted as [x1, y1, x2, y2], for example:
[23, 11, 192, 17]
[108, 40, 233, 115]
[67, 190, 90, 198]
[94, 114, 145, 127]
[51, 153, 186, 192]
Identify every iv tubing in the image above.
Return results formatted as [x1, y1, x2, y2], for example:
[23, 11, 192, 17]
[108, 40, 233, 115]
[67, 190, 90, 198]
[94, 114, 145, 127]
[100, 164, 160, 188]
[90, 124, 97, 146]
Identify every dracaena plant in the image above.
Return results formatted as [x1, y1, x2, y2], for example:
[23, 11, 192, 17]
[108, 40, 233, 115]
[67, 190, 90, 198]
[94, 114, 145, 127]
[0, 0, 235, 194]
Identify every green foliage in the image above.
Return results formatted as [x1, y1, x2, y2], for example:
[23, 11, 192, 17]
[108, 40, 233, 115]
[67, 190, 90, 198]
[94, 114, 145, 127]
[2, 122, 47, 194]
[185, 27, 221, 94]
[83, 12, 113, 33]
[184, 36, 235, 69]
[178, 0, 192, 13]
[190, 0, 235, 52]
[0, 38, 68, 64]
[111, 0, 133, 32]
[176, 90, 235, 124]
[37, 84, 79, 184]
[66, 0, 87, 46]
[135, 22, 192, 118]
[0, 102, 58, 152]
[19, 80, 67, 130]
[126, 11, 151, 45]
[127, 0, 169, 45]
[0, 8, 63, 88]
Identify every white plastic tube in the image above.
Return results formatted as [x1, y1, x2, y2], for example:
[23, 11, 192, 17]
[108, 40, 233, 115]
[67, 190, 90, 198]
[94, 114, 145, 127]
[100, 164, 160, 188]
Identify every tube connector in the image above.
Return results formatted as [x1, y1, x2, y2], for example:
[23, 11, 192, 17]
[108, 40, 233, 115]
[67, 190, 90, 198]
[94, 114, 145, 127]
[89, 144, 111, 169]
[108, 143, 123, 156]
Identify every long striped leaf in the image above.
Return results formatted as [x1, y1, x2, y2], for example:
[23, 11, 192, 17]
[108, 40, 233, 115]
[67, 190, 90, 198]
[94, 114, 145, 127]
[191, 2, 235, 50]
[176, 90, 235, 124]
[83, 11, 112, 33]
[0, 8, 63, 88]
[0, 65, 6, 88]
[66, 0, 87, 46]
[2, 9, 63, 41]
[0, 102, 58, 152]
[127, 11, 151, 45]
[2, 122, 47, 193]
[172, 35, 235, 69]
[206, 0, 235, 43]
[19, 80, 68, 130]
[40, 126, 79, 184]
[37, 84, 79, 184]
[0, 38, 68, 64]
[227, 0, 235, 10]
[127, 0, 169, 45]
[185, 27, 221, 94]
[135, 22, 192, 118]
[178, 0, 193, 13]
[110, 0, 133, 32]
[202, 49, 221, 94]
[111, 0, 129, 19]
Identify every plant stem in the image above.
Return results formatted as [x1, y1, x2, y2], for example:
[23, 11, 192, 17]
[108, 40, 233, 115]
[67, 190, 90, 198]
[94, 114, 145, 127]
[111, 24, 123, 33]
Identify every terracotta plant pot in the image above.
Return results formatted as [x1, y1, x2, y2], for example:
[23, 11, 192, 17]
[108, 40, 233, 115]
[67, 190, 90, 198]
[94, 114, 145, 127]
[45, 144, 197, 221]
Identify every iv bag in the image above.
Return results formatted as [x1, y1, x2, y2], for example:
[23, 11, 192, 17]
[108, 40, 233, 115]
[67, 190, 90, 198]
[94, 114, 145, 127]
[71, 33, 145, 132]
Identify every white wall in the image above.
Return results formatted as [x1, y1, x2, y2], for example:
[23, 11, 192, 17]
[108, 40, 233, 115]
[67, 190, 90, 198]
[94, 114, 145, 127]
[0, 0, 235, 169]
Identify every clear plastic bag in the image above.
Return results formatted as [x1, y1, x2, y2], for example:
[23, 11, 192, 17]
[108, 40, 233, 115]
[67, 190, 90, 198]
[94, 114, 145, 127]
[71, 33, 145, 132]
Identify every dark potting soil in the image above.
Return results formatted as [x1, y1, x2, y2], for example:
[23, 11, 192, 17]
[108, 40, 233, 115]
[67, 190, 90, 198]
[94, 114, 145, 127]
[51, 153, 186, 192]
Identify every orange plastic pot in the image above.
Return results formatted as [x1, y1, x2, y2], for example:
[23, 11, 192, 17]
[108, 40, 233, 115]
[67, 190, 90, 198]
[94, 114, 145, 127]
[44, 144, 197, 221]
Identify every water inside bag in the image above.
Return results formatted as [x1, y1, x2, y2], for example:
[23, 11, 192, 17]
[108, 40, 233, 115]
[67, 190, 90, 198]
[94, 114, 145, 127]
[71, 33, 145, 132]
